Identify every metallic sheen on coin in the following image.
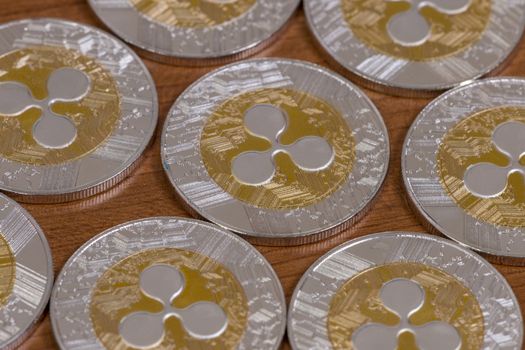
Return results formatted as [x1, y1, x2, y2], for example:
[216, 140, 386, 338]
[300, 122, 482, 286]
[0, 192, 53, 350]
[304, 0, 525, 96]
[161, 58, 389, 245]
[88, 0, 300, 65]
[288, 232, 523, 350]
[0, 18, 158, 203]
[403, 77, 525, 265]
[51, 217, 286, 350]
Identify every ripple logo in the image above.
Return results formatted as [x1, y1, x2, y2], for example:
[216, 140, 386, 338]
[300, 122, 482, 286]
[119, 264, 228, 348]
[232, 104, 334, 185]
[464, 121, 525, 198]
[0, 67, 90, 149]
[387, 0, 471, 46]
[352, 278, 461, 350]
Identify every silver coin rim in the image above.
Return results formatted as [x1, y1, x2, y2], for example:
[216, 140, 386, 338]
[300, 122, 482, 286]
[50, 216, 286, 350]
[88, 0, 300, 62]
[287, 231, 524, 349]
[303, 0, 525, 93]
[0, 192, 54, 350]
[160, 58, 390, 244]
[0, 18, 158, 202]
[402, 77, 525, 261]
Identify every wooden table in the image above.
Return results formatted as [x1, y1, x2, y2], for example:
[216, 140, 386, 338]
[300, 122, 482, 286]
[3, 1, 525, 349]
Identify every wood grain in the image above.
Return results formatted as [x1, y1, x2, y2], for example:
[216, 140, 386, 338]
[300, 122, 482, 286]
[0, 1, 524, 349]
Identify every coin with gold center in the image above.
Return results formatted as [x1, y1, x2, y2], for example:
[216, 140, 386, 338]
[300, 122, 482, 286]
[88, 0, 300, 64]
[288, 232, 523, 349]
[0, 192, 53, 349]
[161, 58, 389, 245]
[51, 217, 286, 350]
[403, 77, 525, 265]
[304, 0, 525, 95]
[0, 19, 158, 203]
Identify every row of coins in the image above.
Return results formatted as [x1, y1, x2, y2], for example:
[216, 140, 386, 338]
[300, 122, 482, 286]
[0, 196, 521, 349]
[0, 0, 524, 349]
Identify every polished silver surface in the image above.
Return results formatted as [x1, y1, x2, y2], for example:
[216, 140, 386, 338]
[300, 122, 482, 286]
[287, 232, 523, 350]
[119, 264, 228, 347]
[304, 0, 525, 95]
[402, 77, 525, 264]
[88, 0, 300, 64]
[161, 58, 389, 245]
[232, 104, 334, 186]
[464, 121, 525, 198]
[0, 19, 158, 203]
[386, 0, 470, 47]
[352, 278, 461, 350]
[0, 68, 89, 149]
[51, 217, 286, 350]
[0, 192, 54, 350]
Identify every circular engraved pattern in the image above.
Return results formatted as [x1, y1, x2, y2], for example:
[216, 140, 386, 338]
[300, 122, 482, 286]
[131, 0, 256, 28]
[287, 232, 523, 349]
[342, 0, 491, 61]
[200, 88, 355, 210]
[91, 248, 248, 349]
[327, 262, 484, 350]
[0, 192, 53, 349]
[437, 106, 525, 228]
[304, 0, 525, 94]
[51, 217, 286, 350]
[162, 59, 388, 244]
[0, 19, 157, 203]
[89, 0, 300, 63]
[0, 233, 15, 308]
[403, 78, 525, 263]
[0, 46, 120, 165]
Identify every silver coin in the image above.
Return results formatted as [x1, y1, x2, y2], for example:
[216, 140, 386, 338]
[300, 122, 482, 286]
[288, 232, 523, 350]
[304, 0, 525, 96]
[403, 77, 525, 265]
[88, 0, 300, 65]
[51, 217, 286, 350]
[0, 192, 53, 350]
[161, 58, 389, 245]
[0, 18, 158, 203]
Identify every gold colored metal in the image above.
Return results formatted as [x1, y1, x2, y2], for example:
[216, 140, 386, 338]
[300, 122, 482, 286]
[437, 106, 525, 227]
[342, 0, 491, 61]
[90, 247, 248, 349]
[327, 262, 484, 350]
[130, 0, 256, 29]
[0, 46, 120, 165]
[0, 233, 15, 308]
[200, 88, 355, 210]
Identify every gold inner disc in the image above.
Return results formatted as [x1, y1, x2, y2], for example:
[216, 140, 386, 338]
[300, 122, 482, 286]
[342, 0, 491, 61]
[327, 262, 484, 350]
[0, 233, 15, 308]
[0, 46, 120, 165]
[90, 247, 249, 349]
[200, 88, 355, 210]
[437, 106, 525, 227]
[130, 0, 256, 28]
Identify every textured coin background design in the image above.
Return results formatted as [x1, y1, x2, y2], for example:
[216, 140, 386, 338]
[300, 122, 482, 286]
[0, 46, 120, 165]
[304, 0, 525, 95]
[90, 248, 249, 349]
[0, 19, 158, 203]
[287, 232, 523, 350]
[200, 87, 355, 210]
[342, 0, 491, 62]
[51, 217, 286, 350]
[0, 192, 53, 349]
[162, 58, 389, 245]
[403, 78, 525, 264]
[89, 0, 300, 64]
